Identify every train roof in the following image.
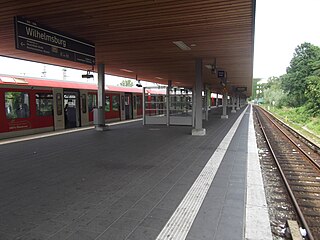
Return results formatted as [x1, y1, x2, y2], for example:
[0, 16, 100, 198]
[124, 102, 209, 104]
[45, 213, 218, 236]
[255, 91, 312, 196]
[0, 75, 145, 93]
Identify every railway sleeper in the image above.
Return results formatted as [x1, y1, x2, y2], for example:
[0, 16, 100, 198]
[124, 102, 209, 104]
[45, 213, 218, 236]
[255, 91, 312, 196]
[285, 220, 304, 240]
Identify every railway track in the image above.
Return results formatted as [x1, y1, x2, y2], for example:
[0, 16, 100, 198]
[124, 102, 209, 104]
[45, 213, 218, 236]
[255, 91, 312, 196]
[254, 106, 320, 240]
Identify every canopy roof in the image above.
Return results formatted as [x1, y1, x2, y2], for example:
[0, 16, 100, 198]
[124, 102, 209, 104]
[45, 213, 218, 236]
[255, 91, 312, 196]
[0, 0, 255, 96]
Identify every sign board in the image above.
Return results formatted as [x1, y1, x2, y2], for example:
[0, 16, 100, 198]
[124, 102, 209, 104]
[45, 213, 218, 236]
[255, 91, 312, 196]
[236, 87, 247, 92]
[14, 16, 95, 65]
[217, 70, 225, 78]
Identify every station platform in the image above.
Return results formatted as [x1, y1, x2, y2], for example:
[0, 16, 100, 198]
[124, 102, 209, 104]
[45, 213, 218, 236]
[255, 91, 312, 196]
[0, 105, 272, 240]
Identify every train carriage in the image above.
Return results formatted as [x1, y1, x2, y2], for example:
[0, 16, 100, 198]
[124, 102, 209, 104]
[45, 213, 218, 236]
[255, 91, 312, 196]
[0, 75, 143, 139]
[0, 75, 221, 140]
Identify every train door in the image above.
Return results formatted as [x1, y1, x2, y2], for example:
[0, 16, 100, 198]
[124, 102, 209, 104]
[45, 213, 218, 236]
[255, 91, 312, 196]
[124, 93, 133, 120]
[79, 90, 89, 127]
[132, 94, 137, 119]
[64, 90, 80, 128]
[53, 88, 64, 131]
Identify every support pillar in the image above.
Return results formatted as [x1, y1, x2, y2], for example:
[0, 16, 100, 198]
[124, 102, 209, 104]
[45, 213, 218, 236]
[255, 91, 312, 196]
[216, 93, 219, 107]
[192, 58, 206, 136]
[236, 95, 240, 110]
[142, 87, 146, 125]
[166, 80, 172, 126]
[221, 91, 228, 119]
[94, 63, 108, 131]
[231, 95, 236, 113]
[204, 86, 209, 121]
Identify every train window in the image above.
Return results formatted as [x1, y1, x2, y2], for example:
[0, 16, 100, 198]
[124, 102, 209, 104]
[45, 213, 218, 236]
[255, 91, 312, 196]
[81, 94, 87, 114]
[105, 95, 110, 112]
[36, 93, 53, 116]
[112, 95, 119, 111]
[88, 94, 97, 112]
[133, 96, 137, 110]
[136, 96, 142, 108]
[151, 96, 156, 109]
[5, 92, 30, 119]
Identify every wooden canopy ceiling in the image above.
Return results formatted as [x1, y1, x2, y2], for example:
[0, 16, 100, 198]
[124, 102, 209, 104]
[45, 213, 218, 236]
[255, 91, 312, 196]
[0, 0, 255, 96]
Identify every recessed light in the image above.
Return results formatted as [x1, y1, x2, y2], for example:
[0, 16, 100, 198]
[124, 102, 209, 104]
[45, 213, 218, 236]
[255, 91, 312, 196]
[173, 41, 191, 51]
[190, 43, 197, 47]
[120, 68, 133, 73]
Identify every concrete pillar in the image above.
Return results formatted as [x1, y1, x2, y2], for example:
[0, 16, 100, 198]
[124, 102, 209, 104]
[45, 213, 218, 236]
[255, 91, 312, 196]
[192, 58, 206, 136]
[236, 95, 240, 110]
[95, 63, 108, 131]
[166, 80, 172, 126]
[216, 93, 218, 107]
[221, 91, 228, 119]
[231, 95, 236, 113]
[204, 86, 209, 121]
[142, 87, 146, 125]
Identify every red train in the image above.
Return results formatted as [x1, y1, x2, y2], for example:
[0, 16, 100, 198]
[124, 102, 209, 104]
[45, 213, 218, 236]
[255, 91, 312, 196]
[0, 75, 144, 139]
[0, 74, 223, 140]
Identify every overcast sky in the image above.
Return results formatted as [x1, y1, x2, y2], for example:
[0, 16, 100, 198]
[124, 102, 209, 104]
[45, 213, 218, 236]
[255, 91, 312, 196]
[254, 0, 320, 79]
[0, 0, 319, 82]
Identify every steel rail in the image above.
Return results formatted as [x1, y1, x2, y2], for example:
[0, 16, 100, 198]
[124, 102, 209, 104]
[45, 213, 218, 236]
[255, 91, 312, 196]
[258, 107, 320, 171]
[259, 107, 320, 153]
[255, 108, 315, 240]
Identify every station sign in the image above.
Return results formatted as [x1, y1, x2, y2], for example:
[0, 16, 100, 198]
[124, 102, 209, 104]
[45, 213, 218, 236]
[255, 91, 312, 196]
[236, 87, 247, 92]
[14, 16, 95, 65]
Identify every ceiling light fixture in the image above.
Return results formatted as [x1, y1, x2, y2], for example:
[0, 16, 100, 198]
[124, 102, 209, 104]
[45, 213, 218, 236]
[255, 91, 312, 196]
[120, 68, 134, 73]
[155, 77, 163, 80]
[173, 41, 191, 51]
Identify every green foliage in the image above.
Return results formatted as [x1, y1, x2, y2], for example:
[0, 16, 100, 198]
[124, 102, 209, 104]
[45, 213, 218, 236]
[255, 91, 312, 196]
[305, 75, 320, 116]
[264, 105, 320, 140]
[263, 76, 288, 107]
[281, 42, 320, 107]
[306, 118, 320, 134]
[260, 42, 320, 136]
[119, 79, 134, 87]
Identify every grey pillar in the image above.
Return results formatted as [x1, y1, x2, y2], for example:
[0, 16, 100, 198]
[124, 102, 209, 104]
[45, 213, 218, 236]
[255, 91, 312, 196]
[95, 63, 108, 131]
[142, 87, 146, 125]
[204, 86, 209, 121]
[166, 80, 172, 126]
[221, 91, 228, 119]
[236, 95, 240, 110]
[192, 58, 206, 135]
[231, 95, 236, 113]
[216, 93, 218, 107]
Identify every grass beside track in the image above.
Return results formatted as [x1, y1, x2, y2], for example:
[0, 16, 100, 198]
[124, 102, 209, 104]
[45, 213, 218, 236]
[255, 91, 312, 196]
[259, 104, 320, 147]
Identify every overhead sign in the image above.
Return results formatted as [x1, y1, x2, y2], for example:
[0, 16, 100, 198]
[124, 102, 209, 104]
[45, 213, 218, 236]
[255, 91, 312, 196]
[14, 16, 95, 65]
[236, 87, 247, 92]
[217, 70, 225, 78]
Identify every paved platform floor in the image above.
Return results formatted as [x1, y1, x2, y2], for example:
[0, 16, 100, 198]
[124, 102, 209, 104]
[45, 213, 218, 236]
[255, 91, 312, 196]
[0, 106, 271, 240]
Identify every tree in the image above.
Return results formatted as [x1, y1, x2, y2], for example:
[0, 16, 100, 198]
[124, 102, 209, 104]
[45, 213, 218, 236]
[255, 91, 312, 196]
[263, 76, 287, 107]
[119, 79, 134, 87]
[281, 42, 320, 107]
[305, 75, 320, 116]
